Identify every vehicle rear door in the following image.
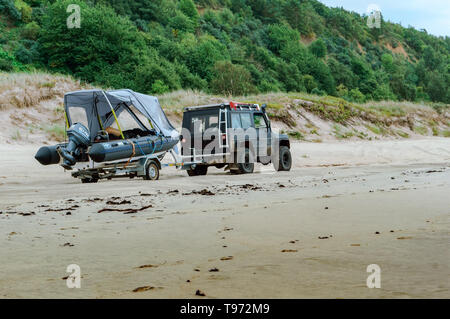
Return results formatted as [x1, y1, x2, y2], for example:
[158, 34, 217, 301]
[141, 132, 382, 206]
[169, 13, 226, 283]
[184, 110, 220, 159]
[253, 112, 271, 163]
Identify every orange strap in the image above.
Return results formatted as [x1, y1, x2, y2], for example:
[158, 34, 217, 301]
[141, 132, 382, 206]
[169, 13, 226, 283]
[123, 140, 135, 169]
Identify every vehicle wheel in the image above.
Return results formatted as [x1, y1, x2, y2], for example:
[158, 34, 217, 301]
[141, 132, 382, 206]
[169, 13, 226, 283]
[277, 146, 292, 171]
[81, 177, 99, 184]
[187, 165, 208, 176]
[144, 161, 160, 180]
[235, 148, 254, 174]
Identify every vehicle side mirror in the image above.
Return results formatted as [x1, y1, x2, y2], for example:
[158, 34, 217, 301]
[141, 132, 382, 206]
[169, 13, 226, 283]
[261, 104, 267, 112]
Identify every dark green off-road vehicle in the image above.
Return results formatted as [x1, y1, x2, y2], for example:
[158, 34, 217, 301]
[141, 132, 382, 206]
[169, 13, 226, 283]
[180, 102, 292, 176]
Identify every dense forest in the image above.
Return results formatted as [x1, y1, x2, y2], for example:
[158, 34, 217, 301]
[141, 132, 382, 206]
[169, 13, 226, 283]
[0, 0, 449, 103]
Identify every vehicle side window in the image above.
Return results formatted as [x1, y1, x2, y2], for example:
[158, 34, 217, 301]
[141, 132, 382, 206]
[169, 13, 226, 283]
[240, 113, 252, 129]
[231, 113, 242, 128]
[253, 113, 267, 129]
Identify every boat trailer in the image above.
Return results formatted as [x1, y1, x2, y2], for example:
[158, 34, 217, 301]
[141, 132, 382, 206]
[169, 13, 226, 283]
[71, 149, 199, 183]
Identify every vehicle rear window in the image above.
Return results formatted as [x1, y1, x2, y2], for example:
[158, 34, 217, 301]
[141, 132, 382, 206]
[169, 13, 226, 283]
[231, 113, 242, 128]
[190, 113, 219, 134]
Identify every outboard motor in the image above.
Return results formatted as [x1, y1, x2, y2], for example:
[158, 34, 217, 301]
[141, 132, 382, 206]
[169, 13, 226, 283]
[57, 123, 91, 170]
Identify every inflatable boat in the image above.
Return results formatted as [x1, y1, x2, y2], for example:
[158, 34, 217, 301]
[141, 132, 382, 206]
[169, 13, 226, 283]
[35, 89, 181, 182]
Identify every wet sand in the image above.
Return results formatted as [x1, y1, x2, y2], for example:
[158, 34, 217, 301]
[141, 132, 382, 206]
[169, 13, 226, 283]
[0, 139, 449, 298]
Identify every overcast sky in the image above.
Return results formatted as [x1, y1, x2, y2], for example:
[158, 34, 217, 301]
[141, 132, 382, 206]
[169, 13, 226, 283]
[318, 0, 449, 37]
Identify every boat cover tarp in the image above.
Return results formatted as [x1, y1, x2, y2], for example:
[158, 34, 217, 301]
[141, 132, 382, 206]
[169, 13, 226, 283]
[64, 89, 178, 140]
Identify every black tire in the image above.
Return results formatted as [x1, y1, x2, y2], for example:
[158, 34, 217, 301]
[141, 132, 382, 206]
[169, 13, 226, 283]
[277, 146, 292, 171]
[81, 177, 99, 184]
[144, 161, 160, 180]
[234, 148, 254, 174]
[187, 165, 208, 177]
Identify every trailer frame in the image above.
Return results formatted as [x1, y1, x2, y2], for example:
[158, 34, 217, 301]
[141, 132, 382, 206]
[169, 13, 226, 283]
[71, 148, 201, 183]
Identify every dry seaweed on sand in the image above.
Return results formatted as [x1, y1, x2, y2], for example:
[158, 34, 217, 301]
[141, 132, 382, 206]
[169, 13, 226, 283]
[97, 205, 153, 214]
[105, 199, 131, 205]
[45, 205, 78, 212]
[132, 286, 155, 292]
[19, 212, 35, 216]
[220, 256, 233, 261]
[195, 289, 206, 296]
[183, 189, 215, 196]
[240, 184, 261, 190]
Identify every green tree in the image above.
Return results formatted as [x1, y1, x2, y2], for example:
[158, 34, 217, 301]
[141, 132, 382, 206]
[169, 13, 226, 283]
[336, 84, 348, 98]
[184, 35, 229, 79]
[426, 71, 448, 102]
[0, 0, 446, 104]
[348, 88, 365, 103]
[373, 84, 396, 101]
[381, 53, 395, 73]
[423, 46, 440, 70]
[0, 0, 20, 20]
[266, 23, 300, 54]
[151, 80, 170, 94]
[210, 60, 256, 96]
[169, 10, 195, 33]
[303, 75, 317, 93]
[21, 21, 40, 40]
[39, 0, 180, 92]
[309, 38, 327, 58]
[0, 47, 15, 71]
[14, 0, 32, 22]
[179, 0, 199, 25]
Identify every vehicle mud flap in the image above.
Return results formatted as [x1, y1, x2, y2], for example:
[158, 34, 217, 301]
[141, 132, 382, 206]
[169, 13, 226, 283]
[272, 142, 281, 171]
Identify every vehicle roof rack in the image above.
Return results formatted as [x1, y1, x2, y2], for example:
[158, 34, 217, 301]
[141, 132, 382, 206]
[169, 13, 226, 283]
[184, 102, 260, 112]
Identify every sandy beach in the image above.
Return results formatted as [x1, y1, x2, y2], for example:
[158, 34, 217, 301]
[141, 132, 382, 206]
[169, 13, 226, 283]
[0, 138, 449, 298]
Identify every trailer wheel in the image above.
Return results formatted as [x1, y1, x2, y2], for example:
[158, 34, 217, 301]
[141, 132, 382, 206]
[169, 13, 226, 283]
[187, 165, 208, 176]
[144, 161, 160, 181]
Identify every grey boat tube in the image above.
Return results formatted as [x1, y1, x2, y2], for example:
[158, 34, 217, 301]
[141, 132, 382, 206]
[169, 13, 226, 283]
[35, 144, 67, 166]
[88, 135, 179, 163]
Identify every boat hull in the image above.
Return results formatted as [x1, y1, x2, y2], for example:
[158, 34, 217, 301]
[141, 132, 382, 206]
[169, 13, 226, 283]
[88, 136, 178, 163]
